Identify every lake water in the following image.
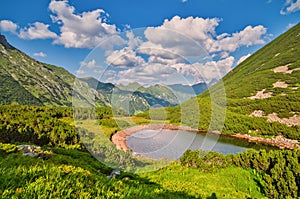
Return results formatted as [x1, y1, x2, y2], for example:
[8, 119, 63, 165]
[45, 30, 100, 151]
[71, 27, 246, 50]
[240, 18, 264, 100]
[126, 129, 274, 160]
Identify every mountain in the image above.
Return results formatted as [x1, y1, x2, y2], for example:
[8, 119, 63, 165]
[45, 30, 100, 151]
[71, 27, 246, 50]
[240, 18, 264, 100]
[0, 35, 179, 112]
[0, 34, 75, 106]
[81, 77, 177, 115]
[167, 82, 208, 102]
[166, 23, 300, 141]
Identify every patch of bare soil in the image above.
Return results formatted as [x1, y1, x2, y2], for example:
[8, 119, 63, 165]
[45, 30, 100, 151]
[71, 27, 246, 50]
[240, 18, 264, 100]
[249, 110, 265, 117]
[273, 81, 288, 88]
[267, 113, 300, 127]
[248, 89, 272, 100]
[273, 64, 300, 74]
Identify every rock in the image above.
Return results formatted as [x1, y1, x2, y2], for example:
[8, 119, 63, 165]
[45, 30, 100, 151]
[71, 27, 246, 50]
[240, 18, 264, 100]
[17, 144, 52, 159]
[23, 152, 38, 157]
[107, 168, 122, 179]
[0, 34, 15, 50]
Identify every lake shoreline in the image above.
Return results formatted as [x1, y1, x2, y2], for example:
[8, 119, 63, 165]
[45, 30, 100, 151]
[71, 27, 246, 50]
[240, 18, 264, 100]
[111, 124, 300, 152]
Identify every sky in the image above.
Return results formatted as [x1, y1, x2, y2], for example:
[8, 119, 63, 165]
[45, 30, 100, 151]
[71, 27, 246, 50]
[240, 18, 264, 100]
[0, 0, 299, 85]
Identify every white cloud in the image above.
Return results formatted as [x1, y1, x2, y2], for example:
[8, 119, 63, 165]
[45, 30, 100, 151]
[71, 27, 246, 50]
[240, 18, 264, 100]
[76, 70, 85, 75]
[126, 31, 143, 49]
[80, 59, 97, 68]
[210, 25, 267, 53]
[281, 0, 300, 14]
[141, 16, 218, 59]
[99, 16, 266, 85]
[106, 47, 145, 68]
[287, 23, 296, 29]
[49, 0, 124, 49]
[33, 52, 47, 58]
[191, 56, 235, 82]
[237, 54, 251, 65]
[105, 56, 235, 85]
[137, 16, 266, 63]
[108, 63, 178, 85]
[19, 22, 57, 40]
[0, 20, 18, 34]
[148, 55, 181, 65]
[182, 0, 188, 3]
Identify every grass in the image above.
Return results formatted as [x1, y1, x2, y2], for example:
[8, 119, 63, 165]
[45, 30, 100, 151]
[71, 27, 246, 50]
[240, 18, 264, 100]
[142, 163, 266, 199]
[0, 144, 267, 198]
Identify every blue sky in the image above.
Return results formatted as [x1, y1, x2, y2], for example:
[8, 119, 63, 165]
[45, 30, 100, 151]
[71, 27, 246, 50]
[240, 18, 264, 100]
[0, 0, 299, 85]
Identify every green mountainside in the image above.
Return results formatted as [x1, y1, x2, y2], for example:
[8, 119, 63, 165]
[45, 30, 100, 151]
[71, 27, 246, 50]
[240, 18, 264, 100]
[81, 77, 207, 115]
[0, 34, 75, 106]
[162, 23, 300, 140]
[0, 36, 206, 113]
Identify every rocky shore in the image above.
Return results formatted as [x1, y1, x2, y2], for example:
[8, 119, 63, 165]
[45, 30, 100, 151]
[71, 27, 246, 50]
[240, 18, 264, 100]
[227, 134, 300, 150]
[111, 124, 300, 151]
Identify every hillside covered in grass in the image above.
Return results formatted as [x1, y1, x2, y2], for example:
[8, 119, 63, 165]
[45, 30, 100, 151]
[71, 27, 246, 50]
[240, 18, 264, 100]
[137, 23, 300, 141]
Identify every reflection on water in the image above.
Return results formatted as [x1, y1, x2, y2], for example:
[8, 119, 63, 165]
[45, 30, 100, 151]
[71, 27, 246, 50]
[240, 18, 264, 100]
[126, 129, 275, 160]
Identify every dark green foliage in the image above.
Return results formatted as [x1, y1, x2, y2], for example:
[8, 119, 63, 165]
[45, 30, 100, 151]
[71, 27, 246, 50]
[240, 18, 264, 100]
[181, 149, 300, 198]
[0, 143, 19, 157]
[232, 149, 300, 198]
[0, 72, 42, 105]
[0, 105, 80, 148]
[180, 150, 231, 172]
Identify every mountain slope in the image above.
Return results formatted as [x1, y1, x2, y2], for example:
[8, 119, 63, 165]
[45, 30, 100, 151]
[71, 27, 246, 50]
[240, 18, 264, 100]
[0, 34, 75, 106]
[0, 35, 205, 112]
[164, 23, 300, 140]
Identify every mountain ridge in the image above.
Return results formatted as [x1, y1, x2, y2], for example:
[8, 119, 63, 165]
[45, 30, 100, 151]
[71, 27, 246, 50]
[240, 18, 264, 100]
[0, 36, 208, 114]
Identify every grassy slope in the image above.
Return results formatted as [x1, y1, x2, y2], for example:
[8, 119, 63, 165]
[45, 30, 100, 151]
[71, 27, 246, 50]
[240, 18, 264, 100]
[0, 43, 75, 106]
[150, 23, 300, 140]
[0, 145, 265, 199]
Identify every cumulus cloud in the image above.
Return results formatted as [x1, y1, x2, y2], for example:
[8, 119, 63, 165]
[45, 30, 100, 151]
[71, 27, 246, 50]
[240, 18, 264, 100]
[0, 20, 57, 40]
[107, 63, 179, 85]
[191, 56, 235, 82]
[105, 56, 234, 85]
[0, 20, 18, 34]
[101, 16, 265, 85]
[106, 47, 145, 68]
[80, 59, 101, 68]
[281, 0, 300, 14]
[137, 16, 266, 62]
[210, 25, 267, 53]
[126, 31, 143, 49]
[140, 16, 218, 59]
[19, 22, 57, 40]
[33, 52, 47, 58]
[237, 54, 251, 65]
[49, 0, 124, 48]
[76, 70, 85, 75]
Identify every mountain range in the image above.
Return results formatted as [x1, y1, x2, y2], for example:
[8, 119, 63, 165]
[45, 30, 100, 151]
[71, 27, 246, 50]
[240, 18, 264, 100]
[0, 35, 206, 114]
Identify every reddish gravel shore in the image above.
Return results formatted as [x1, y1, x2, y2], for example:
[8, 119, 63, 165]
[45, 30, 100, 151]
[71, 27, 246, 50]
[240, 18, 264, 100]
[111, 124, 300, 151]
